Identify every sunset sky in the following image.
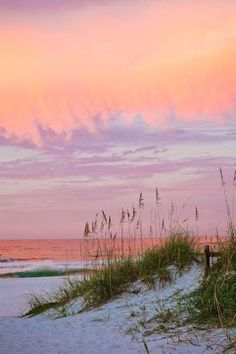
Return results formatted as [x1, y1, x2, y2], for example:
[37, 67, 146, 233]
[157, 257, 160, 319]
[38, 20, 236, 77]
[0, 0, 235, 238]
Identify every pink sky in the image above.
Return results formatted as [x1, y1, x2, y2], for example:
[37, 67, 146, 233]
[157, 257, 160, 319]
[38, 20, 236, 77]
[0, 0, 235, 238]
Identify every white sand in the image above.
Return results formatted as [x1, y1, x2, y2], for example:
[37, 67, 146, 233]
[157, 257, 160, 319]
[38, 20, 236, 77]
[0, 268, 235, 354]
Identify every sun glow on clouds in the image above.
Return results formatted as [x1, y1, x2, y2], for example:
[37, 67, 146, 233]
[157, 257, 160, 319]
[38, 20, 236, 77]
[0, 0, 236, 144]
[0, 1, 236, 238]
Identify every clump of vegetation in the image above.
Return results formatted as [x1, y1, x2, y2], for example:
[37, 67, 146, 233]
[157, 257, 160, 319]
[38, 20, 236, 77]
[186, 230, 236, 327]
[24, 231, 197, 317]
[25, 280, 83, 317]
[78, 258, 138, 310]
[185, 169, 236, 328]
[140, 170, 236, 333]
[25, 168, 236, 331]
[138, 231, 197, 286]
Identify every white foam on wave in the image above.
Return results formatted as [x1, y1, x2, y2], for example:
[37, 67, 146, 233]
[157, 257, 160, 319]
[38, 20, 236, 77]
[0, 259, 99, 276]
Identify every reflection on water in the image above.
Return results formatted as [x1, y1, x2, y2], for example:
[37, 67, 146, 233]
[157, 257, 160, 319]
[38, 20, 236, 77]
[0, 236, 219, 276]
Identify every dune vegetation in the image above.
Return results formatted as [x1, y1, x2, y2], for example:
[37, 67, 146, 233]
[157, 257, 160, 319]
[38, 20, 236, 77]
[24, 231, 198, 317]
[185, 227, 236, 328]
[24, 168, 236, 347]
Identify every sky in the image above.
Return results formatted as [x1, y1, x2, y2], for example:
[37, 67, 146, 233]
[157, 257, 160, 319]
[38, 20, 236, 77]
[0, 0, 235, 239]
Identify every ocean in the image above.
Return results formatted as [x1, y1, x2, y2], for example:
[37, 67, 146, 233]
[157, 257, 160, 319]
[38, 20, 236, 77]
[0, 237, 161, 277]
[0, 236, 214, 278]
[0, 239, 93, 277]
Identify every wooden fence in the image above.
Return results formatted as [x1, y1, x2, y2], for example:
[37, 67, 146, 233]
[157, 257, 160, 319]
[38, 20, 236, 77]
[204, 245, 220, 276]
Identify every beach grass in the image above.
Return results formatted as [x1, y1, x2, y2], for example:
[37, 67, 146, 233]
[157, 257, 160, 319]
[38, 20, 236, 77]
[24, 169, 236, 328]
[23, 231, 197, 317]
[144, 231, 236, 332]
[185, 227, 236, 328]
[138, 231, 198, 286]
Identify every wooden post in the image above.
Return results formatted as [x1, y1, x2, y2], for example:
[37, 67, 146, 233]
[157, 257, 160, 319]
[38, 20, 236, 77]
[204, 245, 210, 276]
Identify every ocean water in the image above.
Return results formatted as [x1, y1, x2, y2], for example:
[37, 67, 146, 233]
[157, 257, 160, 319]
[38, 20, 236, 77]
[0, 237, 162, 277]
[0, 239, 94, 277]
[0, 236, 215, 278]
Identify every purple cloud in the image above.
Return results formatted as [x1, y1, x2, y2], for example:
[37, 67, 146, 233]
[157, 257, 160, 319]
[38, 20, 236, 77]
[0, 152, 234, 181]
[0, 0, 110, 12]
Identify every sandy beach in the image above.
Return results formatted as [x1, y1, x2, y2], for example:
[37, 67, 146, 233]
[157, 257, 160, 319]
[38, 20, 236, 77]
[1, 266, 234, 354]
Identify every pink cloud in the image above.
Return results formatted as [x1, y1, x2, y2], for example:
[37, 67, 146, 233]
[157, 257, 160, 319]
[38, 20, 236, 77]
[0, 0, 236, 144]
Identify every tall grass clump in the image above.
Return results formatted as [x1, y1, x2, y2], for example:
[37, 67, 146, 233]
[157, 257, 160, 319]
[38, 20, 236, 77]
[24, 231, 197, 317]
[79, 258, 138, 310]
[24, 259, 138, 316]
[186, 232, 236, 327]
[185, 169, 236, 327]
[25, 280, 83, 317]
[138, 231, 197, 285]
